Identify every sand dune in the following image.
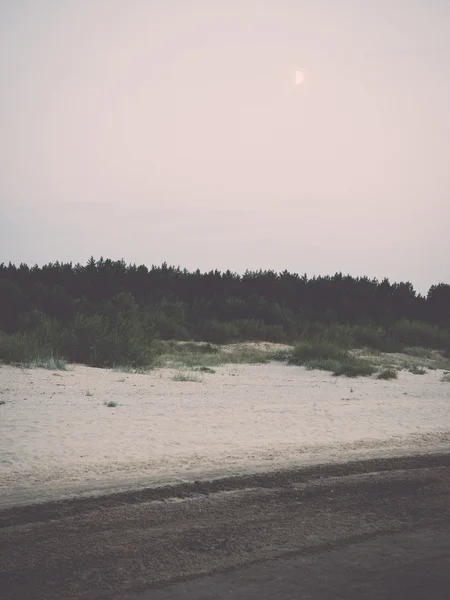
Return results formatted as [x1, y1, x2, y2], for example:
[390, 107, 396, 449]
[1, 362, 449, 508]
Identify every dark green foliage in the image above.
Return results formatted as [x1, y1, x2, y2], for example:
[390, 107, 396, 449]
[0, 331, 49, 364]
[389, 320, 450, 353]
[332, 361, 376, 378]
[409, 366, 427, 375]
[289, 341, 349, 366]
[304, 358, 343, 372]
[0, 259, 449, 368]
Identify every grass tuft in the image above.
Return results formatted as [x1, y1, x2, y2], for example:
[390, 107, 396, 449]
[409, 366, 427, 375]
[441, 372, 450, 383]
[104, 400, 118, 408]
[377, 368, 398, 380]
[403, 347, 432, 358]
[304, 358, 342, 372]
[289, 342, 348, 366]
[113, 365, 150, 374]
[332, 361, 376, 378]
[270, 349, 293, 362]
[172, 372, 202, 382]
[27, 356, 68, 371]
[193, 366, 216, 374]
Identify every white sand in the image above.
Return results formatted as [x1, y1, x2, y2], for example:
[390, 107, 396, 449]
[1, 362, 449, 508]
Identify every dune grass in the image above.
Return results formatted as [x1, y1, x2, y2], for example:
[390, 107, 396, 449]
[113, 364, 151, 374]
[289, 341, 348, 366]
[409, 366, 427, 375]
[25, 356, 68, 370]
[192, 366, 216, 374]
[377, 368, 398, 380]
[332, 361, 376, 378]
[154, 340, 289, 369]
[172, 371, 203, 382]
[289, 341, 376, 378]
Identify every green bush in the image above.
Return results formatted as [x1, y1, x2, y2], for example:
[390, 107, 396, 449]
[409, 366, 426, 375]
[332, 360, 376, 378]
[350, 325, 401, 353]
[270, 348, 293, 362]
[403, 346, 432, 358]
[304, 358, 343, 372]
[377, 368, 398, 380]
[390, 320, 450, 353]
[289, 341, 348, 366]
[198, 319, 239, 344]
[59, 314, 154, 367]
[0, 331, 52, 364]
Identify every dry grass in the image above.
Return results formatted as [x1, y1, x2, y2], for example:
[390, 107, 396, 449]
[155, 341, 292, 369]
[353, 348, 450, 373]
[172, 372, 203, 383]
[377, 368, 398, 380]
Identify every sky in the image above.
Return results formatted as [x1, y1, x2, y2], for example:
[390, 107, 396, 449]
[1, 0, 449, 294]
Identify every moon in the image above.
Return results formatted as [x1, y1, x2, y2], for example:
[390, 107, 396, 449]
[295, 71, 304, 85]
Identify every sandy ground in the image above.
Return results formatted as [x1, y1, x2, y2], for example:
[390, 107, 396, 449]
[1, 361, 449, 508]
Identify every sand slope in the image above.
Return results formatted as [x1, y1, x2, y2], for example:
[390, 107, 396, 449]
[1, 362, 449, 507]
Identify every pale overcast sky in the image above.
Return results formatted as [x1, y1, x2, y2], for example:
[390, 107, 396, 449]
[1, 1, 449, 293]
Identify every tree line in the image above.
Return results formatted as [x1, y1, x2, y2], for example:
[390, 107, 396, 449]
[0, 258, 449, 366]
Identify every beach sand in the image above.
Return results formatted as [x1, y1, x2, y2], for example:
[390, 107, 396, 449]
[1, 361, 449, 508]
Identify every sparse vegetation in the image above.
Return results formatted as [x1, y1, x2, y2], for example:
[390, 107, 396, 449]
[409, 366, 427, 375]
[270, 348, 293, 362]
[172, 372, 202, 382]
[332, 361, 376, 378]
[155, 342, 278, 369]
[403, 347, 432, 358]
[441, 372, 450, 382]
[113, 365, 150, 374]
[104, 400, 118, 408]
[304, 358, 343, 372]
[193, 366, 216, 374]
[289, 342, 376, 377]
[28, 356, 68, 370]
[289, 342, 348, 366]
[377, 368, 398, 380]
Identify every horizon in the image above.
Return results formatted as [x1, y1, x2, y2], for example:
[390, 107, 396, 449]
[1, 1, 449, 295]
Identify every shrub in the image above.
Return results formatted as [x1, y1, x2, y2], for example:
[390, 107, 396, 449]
[403, 347, 432, 358]
[332, 360, 376, 378]
[0, 331, 54, 365]
[377, 368, 398, 380]
[60, 314, 154, 368]
[289, 341, 348, 366]
[390, 320, 450, 353]
[270, 349, 293, 362]
[172, 372, 202, 382]
[351, 325, 400, 353]
[304, 358, 343, 372]
[29, 356, 68, 370]
[409, 366, 426, 375]
[193, 366, 216, 373]
[198, 319, 239, 344]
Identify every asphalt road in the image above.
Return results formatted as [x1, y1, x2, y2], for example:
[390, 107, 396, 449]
[1, 454, 449, 600]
